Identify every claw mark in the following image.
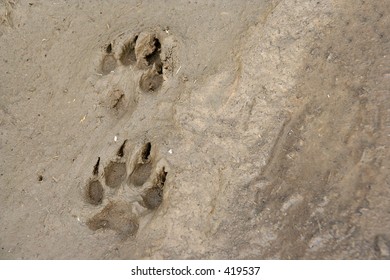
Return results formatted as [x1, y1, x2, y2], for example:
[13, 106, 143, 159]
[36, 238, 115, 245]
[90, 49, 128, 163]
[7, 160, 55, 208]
[117, 140, 127, 158]
[141, 142, 152, 162]
[105, 43, 112, 54]
[155, 166, 167, 187]
[93, 157, 100, 175]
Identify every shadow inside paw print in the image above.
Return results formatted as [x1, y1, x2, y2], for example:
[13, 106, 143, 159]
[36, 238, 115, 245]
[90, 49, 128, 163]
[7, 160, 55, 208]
[136, 33, 163, 92]
[139, 65, 164, 92]
[119, 35, 138, 66]
[84, 140, 168, 239]
[133, 33, 162, 70]
[119, 32, 164, 92]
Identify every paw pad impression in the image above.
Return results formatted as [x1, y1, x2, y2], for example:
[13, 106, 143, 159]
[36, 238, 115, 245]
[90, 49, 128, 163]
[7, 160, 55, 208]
[84, 141, 167, 239]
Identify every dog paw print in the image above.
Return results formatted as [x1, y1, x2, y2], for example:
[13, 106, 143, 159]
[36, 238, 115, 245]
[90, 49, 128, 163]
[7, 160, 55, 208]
[83, 141, 167, 239]
[97, 31, 165, 92]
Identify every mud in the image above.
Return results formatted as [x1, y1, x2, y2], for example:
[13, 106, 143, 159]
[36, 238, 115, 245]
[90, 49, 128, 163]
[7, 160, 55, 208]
[0, 0, 389, 259]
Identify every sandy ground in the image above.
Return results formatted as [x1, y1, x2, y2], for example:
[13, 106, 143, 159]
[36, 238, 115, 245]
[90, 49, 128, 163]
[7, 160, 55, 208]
[0, 0, 389, 259]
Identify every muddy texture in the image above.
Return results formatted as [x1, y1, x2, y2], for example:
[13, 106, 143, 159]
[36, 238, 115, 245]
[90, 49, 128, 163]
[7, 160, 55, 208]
[0, 0, 389, 259]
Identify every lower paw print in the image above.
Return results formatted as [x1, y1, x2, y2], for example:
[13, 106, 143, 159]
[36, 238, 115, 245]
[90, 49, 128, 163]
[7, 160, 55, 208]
[83, 140, 168, 239]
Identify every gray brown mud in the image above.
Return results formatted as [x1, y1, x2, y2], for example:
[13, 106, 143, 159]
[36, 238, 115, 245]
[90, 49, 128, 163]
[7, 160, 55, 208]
[0, 0, 389, 259]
